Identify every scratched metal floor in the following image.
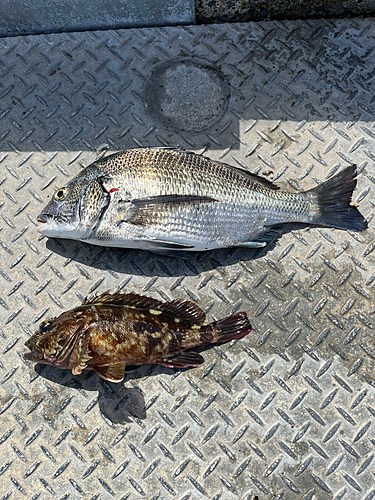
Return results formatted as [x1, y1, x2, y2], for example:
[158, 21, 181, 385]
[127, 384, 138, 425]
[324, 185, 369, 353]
[0, 18, 375, 500]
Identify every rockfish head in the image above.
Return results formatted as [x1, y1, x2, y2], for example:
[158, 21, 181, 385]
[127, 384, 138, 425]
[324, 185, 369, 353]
[36, 165, 109, 240]
[24, 312, 86, 368]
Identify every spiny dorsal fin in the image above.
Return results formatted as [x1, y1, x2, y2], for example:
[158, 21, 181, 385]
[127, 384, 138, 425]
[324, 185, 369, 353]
[154, 148, 280, 190]
[93, 362, 126, 383]
[82, 290, 108, 305]
[82, 292, 206, 326]
[82, 291, 164, 308]
[121, 293, 206, 326]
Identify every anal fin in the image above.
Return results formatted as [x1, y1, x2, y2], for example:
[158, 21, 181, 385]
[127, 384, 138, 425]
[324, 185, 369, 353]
[93, 361, 126, 383]
[159, 351, 204, 368]
[237, 226, 283, 248]
[255, 225, 283, 243]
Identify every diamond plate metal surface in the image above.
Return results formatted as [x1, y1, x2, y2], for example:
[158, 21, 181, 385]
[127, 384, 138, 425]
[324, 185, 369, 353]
[0, 18, 375, 500]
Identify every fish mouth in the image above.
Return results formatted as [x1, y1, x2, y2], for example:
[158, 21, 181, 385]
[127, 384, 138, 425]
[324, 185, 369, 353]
[37, 214, 49, 224]
[36, 214, 51, 233]
[24, 351, 43, 362]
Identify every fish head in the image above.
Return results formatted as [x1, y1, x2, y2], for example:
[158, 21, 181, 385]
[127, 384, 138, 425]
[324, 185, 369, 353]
[36, 166, 109, 240]
[24, 313, 83, 367]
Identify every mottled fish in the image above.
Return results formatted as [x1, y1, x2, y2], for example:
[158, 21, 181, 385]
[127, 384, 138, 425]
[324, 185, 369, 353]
[36, 148, 367, 252]
[24, 292, 252, 382]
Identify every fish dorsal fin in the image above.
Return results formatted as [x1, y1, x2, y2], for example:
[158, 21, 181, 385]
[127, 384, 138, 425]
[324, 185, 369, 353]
[161, 298, 206, 326]
[82, 292, 206, 327]
[234, 168, 280, 190]
[241, 170, 280, 191]
[93, 362, 126, 383]
[250, 174, 279, 190]
[120, 293, 206, 326]
[82, 291, 160, 307]
[83, 291, 165, 308]
[82, 290, 112, 305]
[151, 148, 280, 191]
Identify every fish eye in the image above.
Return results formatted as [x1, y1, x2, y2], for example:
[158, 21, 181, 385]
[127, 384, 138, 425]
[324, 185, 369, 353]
[40, 322, 50, 333]
[54, 187, 68, 201]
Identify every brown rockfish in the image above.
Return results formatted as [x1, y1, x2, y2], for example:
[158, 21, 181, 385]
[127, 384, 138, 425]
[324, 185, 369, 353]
[24, 292, 252, 382]
[36, 148, 367, 253]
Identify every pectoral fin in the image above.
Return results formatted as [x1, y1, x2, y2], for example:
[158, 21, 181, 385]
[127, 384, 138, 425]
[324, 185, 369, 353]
[54, 326, 82, 367]
[71, 334, 92, 375]
[121, 194, 217, 227]
[237, 226, 284, 248]
[93, 362, 126, 383]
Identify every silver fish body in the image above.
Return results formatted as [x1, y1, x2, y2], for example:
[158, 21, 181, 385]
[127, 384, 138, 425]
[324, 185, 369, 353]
[37, 148, 367, 252]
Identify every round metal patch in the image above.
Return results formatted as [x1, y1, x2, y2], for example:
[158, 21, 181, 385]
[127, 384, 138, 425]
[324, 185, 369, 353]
[144, 58, 230, 132]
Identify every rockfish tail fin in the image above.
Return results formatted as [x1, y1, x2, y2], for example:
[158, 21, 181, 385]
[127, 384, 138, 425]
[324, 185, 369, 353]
[159, 313, 252, 369]
[308, 165, 367, 232]
[207, 312, 252, 344]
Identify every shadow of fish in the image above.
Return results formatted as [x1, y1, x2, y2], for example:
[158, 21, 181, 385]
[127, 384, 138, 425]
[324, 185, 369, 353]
[36, 148, 367, 253]
[24, 292, 252, 383]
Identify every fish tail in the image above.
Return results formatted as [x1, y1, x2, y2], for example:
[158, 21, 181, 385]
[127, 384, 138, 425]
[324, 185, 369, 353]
[203, 312, 252, 344]
[307, 165, 367, 232]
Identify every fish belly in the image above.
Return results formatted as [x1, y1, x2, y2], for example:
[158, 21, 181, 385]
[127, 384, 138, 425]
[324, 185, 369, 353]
[87, 200, 269, 251]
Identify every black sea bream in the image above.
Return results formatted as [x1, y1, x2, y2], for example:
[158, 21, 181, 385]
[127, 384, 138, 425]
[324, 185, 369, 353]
[36, 148, 367, 252]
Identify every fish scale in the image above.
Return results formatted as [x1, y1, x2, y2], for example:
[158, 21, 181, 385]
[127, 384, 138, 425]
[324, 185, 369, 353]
[24, 291, 253, 383]
[36, 148, 366, 252]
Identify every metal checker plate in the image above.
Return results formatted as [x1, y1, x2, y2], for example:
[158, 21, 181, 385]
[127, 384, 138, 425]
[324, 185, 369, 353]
[0, 18, 374, 500]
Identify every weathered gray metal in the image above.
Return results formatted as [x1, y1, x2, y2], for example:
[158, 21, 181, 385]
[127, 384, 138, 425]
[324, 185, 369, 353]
[0, 0, 195, 37]
[0, 18, 374, 500]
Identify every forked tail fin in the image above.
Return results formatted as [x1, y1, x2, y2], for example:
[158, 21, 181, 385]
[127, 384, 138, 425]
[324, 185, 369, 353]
[308, 165, 367, 232]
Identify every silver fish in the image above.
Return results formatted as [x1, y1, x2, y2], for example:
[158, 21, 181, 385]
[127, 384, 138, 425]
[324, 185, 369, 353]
[36, 148, 367, 252]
